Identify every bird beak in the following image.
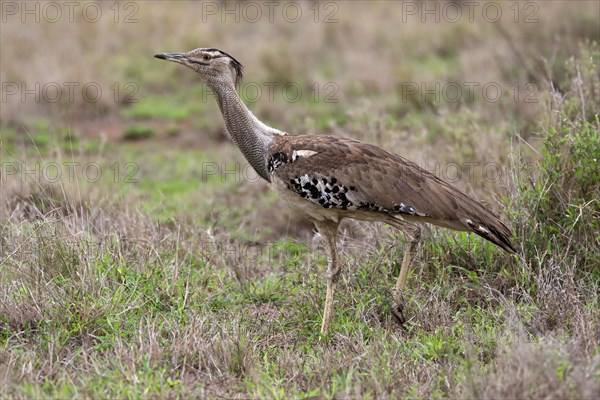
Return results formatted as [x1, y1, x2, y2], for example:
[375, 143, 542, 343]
[154, 53, 186, 63]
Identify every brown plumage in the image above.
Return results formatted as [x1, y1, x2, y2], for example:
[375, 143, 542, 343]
[268, 135, 515, 253]
[155, 47, 516, 335]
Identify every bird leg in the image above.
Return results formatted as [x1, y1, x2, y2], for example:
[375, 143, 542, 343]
[392, 225, 421, 325]
[313, 220, 340, 335]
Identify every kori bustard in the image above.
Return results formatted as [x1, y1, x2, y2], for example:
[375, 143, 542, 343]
[155, 48, 516, 334]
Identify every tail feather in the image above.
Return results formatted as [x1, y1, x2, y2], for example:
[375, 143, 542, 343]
[466, 218, 516, 253]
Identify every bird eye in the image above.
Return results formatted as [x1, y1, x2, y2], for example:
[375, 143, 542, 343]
[203, 54, 211, 61]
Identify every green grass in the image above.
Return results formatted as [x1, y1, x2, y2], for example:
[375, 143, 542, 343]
[0, 216, 597, 398]
[121, 90, 208, 122]
[122, 124, 156, 141]
[1, 108, 598, 399]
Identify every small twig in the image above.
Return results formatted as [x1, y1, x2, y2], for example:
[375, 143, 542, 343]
[515, 133, 541, 156]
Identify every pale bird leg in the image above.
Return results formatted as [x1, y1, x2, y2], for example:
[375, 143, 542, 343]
[313, 220, 340, 335]
[392, 226, 421, 324]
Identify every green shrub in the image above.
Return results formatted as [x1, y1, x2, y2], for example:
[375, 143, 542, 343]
[515, 42, 599, 276]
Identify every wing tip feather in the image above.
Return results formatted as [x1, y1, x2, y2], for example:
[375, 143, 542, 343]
[466, 219, 517, 254]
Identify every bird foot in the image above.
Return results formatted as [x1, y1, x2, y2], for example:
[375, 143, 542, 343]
[391, 302, 406, 326]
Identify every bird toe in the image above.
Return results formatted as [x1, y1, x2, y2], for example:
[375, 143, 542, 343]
[391, 302, 406, 326]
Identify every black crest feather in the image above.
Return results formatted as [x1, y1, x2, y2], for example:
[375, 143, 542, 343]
[207, 48, 244, 87]
[228, 53, 244, 87]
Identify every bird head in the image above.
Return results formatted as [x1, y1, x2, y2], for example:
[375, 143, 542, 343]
[155, 48, 244, 87]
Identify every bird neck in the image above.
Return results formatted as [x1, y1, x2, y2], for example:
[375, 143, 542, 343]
[207, 79, 274, 181]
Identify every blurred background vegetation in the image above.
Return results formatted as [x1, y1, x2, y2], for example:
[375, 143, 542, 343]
[0, 1, 598, 398]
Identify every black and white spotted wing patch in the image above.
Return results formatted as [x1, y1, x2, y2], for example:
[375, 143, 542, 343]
[285, 174, 427, 216]
[267, 152, 288, 173]
[287, 174, 357, 210]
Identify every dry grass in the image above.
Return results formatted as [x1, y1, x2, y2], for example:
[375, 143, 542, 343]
[1, 1, 599, 398]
